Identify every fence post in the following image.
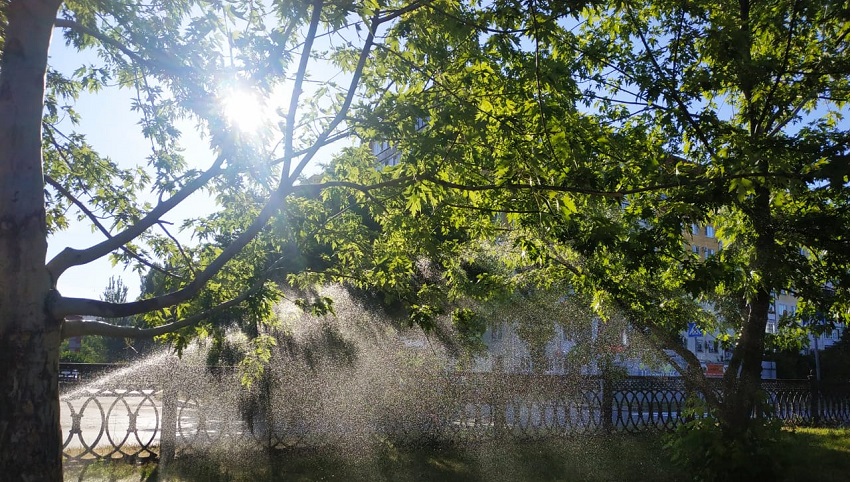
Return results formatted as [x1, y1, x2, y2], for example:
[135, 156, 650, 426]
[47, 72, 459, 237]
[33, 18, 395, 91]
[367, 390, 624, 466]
[264, 372, 274, 450]
[808, 372, 821, 425]
[602, 375, 613, 433]
[492, 358, 505, 440]
[160, 381, 178, 468]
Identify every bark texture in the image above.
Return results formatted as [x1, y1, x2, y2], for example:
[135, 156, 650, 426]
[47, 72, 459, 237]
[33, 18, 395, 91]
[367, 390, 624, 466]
[0, 1, 64, 480]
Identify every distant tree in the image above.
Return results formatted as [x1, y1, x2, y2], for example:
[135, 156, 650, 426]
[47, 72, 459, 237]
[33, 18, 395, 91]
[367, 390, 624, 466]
[100, 276, 128, 307]
[769, 328, 848, 381]
[59, 334, 106, 363]
[97, 276, 153, 361]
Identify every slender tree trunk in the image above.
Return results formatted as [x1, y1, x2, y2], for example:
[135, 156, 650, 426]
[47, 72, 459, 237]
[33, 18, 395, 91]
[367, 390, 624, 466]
[720, 290, 771, 432]
[0, 1, 64, 480]
[720, 182, 774, 437]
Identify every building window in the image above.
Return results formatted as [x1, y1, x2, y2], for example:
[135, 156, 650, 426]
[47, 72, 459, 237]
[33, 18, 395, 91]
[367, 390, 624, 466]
[766, 323, 776, 334]
[695, 338, 704, 352]
[692, 245, 699, 254]
[691, 224, 699, 235]
[705, 225, 715, 237]
[707, 341, 718, 353]
[706, 248, 715, 258]
[777, 304, 787, 316]
[372, 140, 392, 156]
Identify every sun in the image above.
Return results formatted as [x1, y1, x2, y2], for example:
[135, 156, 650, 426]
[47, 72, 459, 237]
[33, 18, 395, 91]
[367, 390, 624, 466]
[221, 89, 269, 133]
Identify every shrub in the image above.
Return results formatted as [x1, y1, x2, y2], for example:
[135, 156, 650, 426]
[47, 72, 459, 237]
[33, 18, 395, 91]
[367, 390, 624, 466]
[664, 396, 787, 482]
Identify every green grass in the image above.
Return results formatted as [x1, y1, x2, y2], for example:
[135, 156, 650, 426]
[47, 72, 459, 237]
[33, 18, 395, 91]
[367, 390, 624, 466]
[779, 427, 850, 482]
[63, 429, 849, 482]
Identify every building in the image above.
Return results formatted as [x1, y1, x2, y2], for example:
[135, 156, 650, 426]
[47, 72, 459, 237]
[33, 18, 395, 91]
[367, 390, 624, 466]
[463, 222, 842, 379]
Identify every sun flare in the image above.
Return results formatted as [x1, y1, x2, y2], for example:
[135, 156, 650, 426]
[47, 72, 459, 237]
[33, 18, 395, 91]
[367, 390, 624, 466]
[221, 89, 269, 133]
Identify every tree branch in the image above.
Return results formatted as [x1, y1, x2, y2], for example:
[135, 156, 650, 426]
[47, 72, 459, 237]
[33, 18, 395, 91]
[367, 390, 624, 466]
[424, 174, 626, 197]
[375, 43, 525, 137]
[46, 155, 226, 278]
[287, 9, 381, 183]
[528, 0, 560, 166]
[627, 9, 716, 156]
[378, 0, 433, 23]
[425, 167, 808, 199]
[61, 282, 264, 338]
[281, 0, 325, 179]
[44, 174, 179, 279]
[755, 0, 800, 135]
[156, 221, 198, 276]
[544, 250, 722, 410]
[763, 22, 848, 137]
[302, 164, 807, 212]
[54, 17, 164, 73]
[295, 176, 412, 196]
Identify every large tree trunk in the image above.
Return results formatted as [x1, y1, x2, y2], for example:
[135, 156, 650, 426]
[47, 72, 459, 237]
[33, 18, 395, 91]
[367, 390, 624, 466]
[0, 317, 63, 481]
[0, 1, 64, 480]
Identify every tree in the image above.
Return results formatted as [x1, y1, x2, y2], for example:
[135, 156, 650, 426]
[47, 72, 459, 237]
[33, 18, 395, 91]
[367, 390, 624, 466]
[58, 332, 106, 363]
[340, 0, 848, 456]
[0, 0, 436, 478]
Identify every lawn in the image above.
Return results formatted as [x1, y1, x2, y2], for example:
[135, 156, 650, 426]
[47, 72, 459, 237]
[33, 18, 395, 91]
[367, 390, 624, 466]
[64, 428, 849, 482]
[779, 427, 851, 482]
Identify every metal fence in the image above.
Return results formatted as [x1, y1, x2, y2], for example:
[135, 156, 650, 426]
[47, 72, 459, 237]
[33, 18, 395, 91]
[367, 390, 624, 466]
[59, 364, 850, 463]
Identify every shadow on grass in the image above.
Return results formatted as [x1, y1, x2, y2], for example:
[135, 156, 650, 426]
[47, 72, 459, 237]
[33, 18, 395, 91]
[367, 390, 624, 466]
[63, 429, 849, 482]
[159, 435, 681, 482]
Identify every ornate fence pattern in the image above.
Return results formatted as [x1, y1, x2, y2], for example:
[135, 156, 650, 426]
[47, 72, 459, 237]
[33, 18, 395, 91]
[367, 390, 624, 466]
[61, 387, 161, 462]
[60, 365, 850, 463]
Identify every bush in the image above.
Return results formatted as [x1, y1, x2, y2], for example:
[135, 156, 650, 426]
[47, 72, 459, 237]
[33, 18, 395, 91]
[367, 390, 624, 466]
[664, 397, 786, 482]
